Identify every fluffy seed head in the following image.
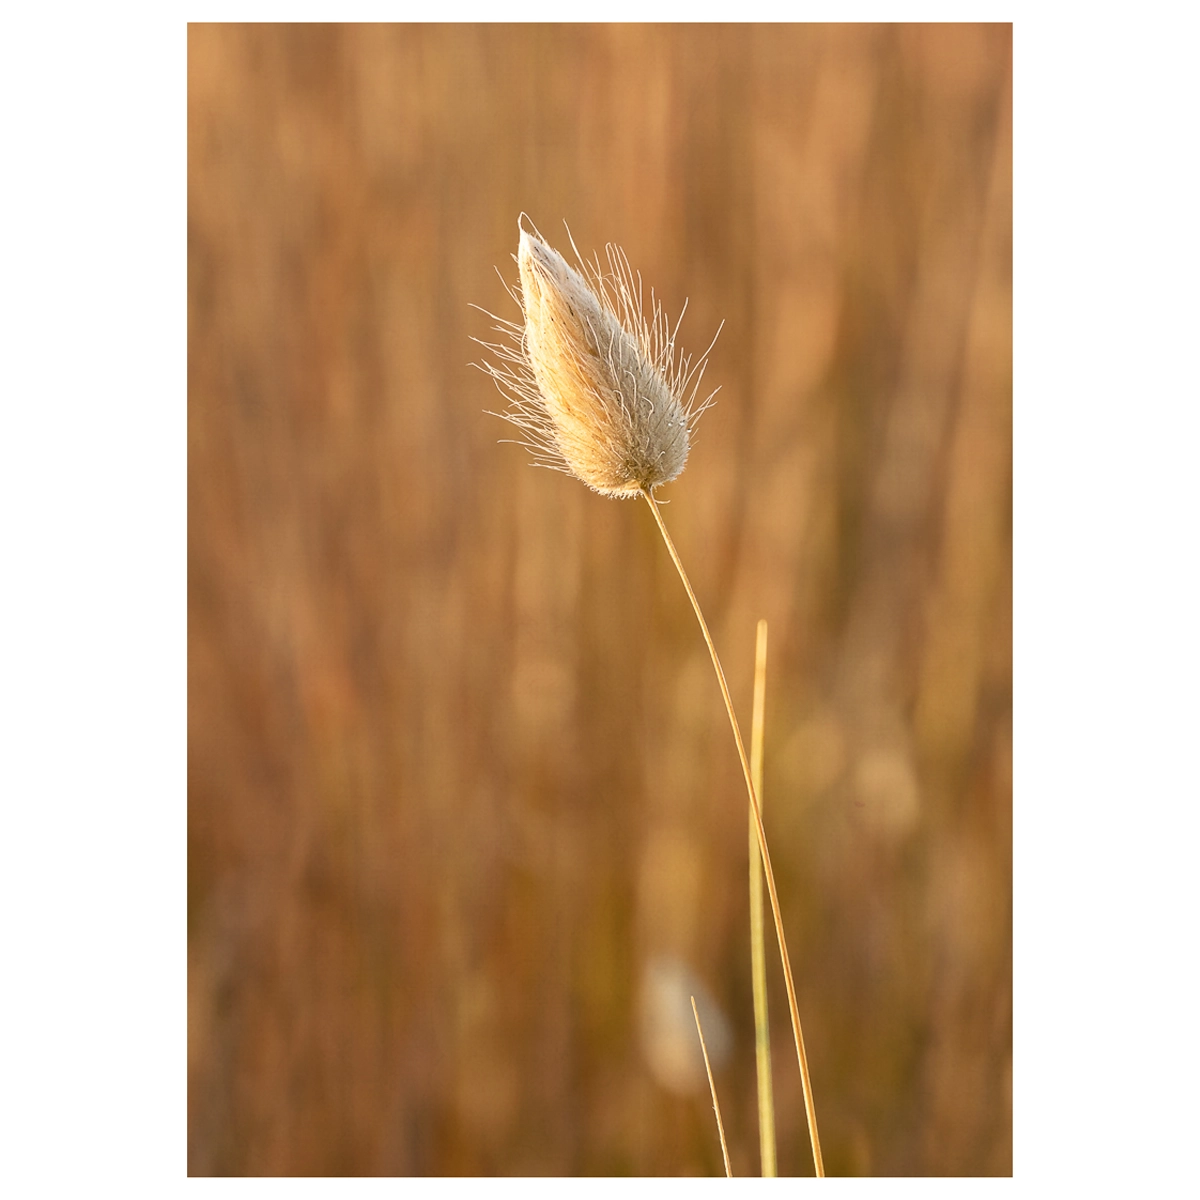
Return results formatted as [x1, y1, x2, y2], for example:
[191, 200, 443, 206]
[474, 220, 720, 497]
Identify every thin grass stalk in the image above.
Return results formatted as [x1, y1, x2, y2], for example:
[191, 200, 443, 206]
[691, 995, 732, 1178]
[749, 618, 778, 1177]
[642, 487, 825, 1178]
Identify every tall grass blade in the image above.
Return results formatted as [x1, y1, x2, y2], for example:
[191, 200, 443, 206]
[691, 995, 732, 1178]
[749, 618, 778, 1177]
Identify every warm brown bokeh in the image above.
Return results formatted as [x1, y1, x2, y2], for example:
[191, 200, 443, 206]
[188, 24, 1011, 1176]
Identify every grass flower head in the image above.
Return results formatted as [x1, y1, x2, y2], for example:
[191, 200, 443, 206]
[475, 219, 720, 497]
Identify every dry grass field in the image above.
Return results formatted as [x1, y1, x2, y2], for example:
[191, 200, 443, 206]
[188, 23, 1011, 1176]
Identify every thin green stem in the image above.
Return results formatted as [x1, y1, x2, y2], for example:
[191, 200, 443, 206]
[642, 488, 824, 1178]
[749, 618, 778, 1177]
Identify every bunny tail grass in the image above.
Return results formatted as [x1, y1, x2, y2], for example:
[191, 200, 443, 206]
[474, 220, 719, 498]
[642, 488, 825, 1178]
[475, 221, 821, 1175]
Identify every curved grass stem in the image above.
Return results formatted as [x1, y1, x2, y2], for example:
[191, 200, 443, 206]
[642, 488, 825, 1178]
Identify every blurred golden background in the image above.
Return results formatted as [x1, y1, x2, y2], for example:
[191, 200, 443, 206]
[188, 23, 1011, 1176]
